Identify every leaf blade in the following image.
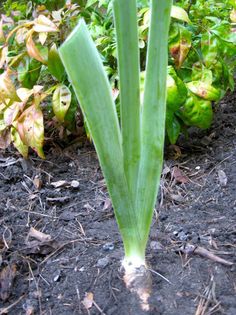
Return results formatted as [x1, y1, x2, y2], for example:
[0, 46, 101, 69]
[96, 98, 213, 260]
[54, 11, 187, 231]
[113, 0, 141, 204]
[59, 20, 143, 259]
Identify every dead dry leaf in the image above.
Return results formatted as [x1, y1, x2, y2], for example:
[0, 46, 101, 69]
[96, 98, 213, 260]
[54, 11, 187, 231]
[27, 227, 51, 242]
[26, 30, 46, 64]
[33, 15, 58, 33]
[33, 176, 43, 190]
[16, 104, 45, 159]
[82, 292, 94, 309]
[23, 239, 59, 256]
[102, 198, 112, 211]
[169, 193, 185, 203]
[172, 166, 188, 184]
[167, 144, 182, 160]
[0, 264, 17, 301]
[0, 130, 11, 149]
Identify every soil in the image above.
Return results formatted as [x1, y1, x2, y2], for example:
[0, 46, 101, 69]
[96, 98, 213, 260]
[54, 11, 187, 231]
[0, 92, 236, 315]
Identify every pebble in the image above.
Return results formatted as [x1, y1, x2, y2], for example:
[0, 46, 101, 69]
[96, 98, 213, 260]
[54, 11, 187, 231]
[70, 180, 80, 188]
[53, 270, 61, 282]
[218, 170, 227, 187]
[60, 211, 76, 221]
[103, 242, 114, 251]
[150, 241, 163, 251]
[97, 257, 110, 268]
[159, 214, 168, 221]
[107, 306, 118, 315]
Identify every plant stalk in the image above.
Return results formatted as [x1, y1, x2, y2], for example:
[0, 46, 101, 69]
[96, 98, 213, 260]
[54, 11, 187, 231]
[59, 20, 143, 261]
[113, 0, 141, 203]
[136, 0, 173, 250]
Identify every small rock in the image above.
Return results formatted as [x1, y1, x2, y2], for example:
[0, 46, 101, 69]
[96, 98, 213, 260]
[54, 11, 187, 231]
[97, 257, 109, 268]
[150, 241, 163, 251]
[103, 242, 114, 251]
[60, 211, 76, 221]
[191, 233, 200, 244]
[159, 214, 168, 221]
[107, 306, 118, 315]
[218, 170, 227, 187]
[53, 270, 61, 282]
[70, 180, 80, 188]
[178, 231, 189, 241]
[169, 194, 185, 203]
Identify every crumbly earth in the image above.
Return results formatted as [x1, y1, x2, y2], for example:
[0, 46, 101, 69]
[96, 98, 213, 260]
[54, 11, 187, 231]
[0, 92, 236, 315]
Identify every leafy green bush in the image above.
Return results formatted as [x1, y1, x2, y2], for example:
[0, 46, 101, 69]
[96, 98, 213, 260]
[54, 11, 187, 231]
[0, 3, 81, 157]
[0, 0, 235, 157]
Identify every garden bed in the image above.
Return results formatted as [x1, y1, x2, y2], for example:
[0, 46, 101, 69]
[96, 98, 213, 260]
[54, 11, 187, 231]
[0, 92, 236, 315]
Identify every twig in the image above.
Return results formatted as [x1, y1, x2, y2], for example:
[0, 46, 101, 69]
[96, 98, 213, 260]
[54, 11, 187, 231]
[0, 295, 25, 314]
[93, 300, 106, 315]
[195, 276, 221, 315]
[194, 246, 234, 266]
[21, 209, 58, 219]
[208, 155, 233, 176]
[27, 261, 42, 315]
[148, 268, 172, 284]
[180, 244, 234, 266]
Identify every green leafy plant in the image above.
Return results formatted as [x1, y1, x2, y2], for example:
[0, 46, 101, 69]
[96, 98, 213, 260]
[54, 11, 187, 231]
[59, 0, 172, 309]
[0, 3, 83, 157]
[139, 0, 236, 143]
[0, 0, 235, 158]
[81, 0, 236, 144]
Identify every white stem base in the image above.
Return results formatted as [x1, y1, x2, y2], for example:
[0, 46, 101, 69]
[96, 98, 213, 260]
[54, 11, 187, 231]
[122, 256, 152, 311]
[122, 255, 146, 271]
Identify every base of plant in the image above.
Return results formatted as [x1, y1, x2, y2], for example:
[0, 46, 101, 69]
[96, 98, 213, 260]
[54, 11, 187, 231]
[122, 258, 152, 311]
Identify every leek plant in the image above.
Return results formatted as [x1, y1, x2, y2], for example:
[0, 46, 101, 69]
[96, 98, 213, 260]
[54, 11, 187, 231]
[59, 0, 172, 309]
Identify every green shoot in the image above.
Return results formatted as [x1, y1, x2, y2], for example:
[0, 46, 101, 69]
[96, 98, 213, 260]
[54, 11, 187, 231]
[59, 0, 172, 308]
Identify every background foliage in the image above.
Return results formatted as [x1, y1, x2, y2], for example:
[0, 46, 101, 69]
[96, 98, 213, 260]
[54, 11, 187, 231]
[0, 0, 235, 157]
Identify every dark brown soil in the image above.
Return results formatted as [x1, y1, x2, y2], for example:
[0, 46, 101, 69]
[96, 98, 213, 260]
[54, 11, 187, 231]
[0, 93, 236, 315]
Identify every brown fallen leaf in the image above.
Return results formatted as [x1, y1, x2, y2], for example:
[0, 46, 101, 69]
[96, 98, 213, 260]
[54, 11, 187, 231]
[167, 144, 182, 160]
[23, 239, 59, 256]
[33, 176, 43, 190]
[0, 264, 17, 301]
[0, 130, 11, 149]
[27, 227, 51, 242]
[169, 193, 185, 203]
[172, 166, 188, 184]
[25, 305, 34, 315]
[102, 198, 112, 211]
[82, 292, 94, 310]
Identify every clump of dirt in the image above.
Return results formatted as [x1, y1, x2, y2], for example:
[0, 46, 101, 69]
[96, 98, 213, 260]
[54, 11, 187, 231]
[0, 92, 236, 315]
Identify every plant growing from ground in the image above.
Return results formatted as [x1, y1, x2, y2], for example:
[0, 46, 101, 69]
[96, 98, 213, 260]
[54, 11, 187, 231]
[59, 0, 172, 310]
